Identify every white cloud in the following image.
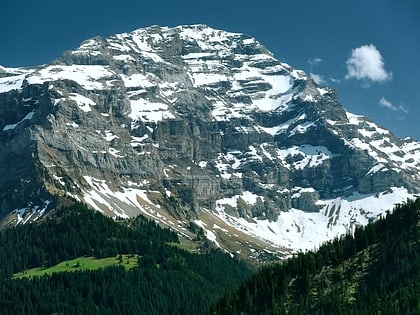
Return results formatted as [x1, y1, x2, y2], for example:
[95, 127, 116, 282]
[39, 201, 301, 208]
[399, 104, 409, 114]
[379, 97, 408, 113]
[309, 73, 326, 85]
[379, 97, 397, 110]
[345, 44, 392, 83]
[308, 57, 322, 67]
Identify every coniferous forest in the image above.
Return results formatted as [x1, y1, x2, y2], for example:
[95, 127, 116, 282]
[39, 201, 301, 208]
[0, 199, 419, 314]
[206, 199, 420, 315]
[0, 203, 251, 314]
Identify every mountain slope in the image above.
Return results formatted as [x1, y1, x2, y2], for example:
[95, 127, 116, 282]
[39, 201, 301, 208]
[0, 203, 251, 315]
[206, 199, 420, 314]
[0, 24, 419, 258]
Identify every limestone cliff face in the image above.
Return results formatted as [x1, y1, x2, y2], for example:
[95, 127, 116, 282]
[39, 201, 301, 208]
[0, 25, 419, 257]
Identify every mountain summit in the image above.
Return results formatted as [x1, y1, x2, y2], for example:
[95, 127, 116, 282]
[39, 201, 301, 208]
[1, 25, 419, 258]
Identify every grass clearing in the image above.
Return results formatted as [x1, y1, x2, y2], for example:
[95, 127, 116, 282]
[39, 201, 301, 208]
[13, 254, 139, 279]
[168, 237, 200, 253]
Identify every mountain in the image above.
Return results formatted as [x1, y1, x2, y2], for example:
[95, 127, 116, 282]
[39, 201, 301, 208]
[205, 199, 420, 314]
[0, 24, 419, 259]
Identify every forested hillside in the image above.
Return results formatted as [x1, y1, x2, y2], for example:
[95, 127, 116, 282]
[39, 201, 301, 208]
[206, 199, 420, 315]
[0, 203, 252, 314]
[1, 199, 418, 314]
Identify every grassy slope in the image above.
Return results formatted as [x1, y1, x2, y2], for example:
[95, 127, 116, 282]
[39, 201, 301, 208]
[13, 254, 139, 279]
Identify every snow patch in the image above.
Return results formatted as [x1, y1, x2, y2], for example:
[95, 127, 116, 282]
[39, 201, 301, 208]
[3, 111, 35, 131]
[129, 99, 175, 123]
[120, 73, 156, 88]
[216, 191, 262, 209]
[0, 74, 26, 93]
[104, 130, 119, 142]
[213, 187, 413, 252]
[69, 93, 96, 112]
[26, 65, 114, 90]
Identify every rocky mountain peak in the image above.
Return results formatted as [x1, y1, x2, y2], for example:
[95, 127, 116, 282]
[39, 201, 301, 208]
[0, 25, 419, 260]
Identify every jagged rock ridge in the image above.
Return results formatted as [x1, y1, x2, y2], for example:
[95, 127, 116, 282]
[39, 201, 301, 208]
[1, 25, 419, 259]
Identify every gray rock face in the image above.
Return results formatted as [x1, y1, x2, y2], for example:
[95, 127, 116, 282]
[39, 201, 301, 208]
[0, 25, 419, 256]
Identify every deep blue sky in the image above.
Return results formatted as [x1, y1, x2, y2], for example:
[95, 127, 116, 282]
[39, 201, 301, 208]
[1, 0, 419, 139]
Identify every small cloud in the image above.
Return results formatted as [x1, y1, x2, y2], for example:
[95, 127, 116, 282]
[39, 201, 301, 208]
[399, 104, 409, 114]
[379, 97, 408, 113]
[379, 97, 397, 110]
[345, 44, 392, 83]
[308, 57, 322, 67]
[309, 73, 326, 85]
[329, 77, 341, 84]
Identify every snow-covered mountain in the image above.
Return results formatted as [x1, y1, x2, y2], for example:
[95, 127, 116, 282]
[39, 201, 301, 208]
[1, 25, 419, 259]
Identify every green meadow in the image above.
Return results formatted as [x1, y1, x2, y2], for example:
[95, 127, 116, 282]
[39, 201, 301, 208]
[14, 254, 139, 279]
